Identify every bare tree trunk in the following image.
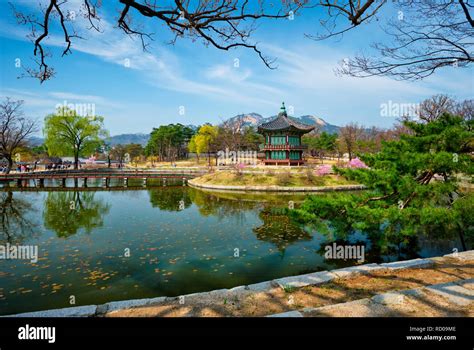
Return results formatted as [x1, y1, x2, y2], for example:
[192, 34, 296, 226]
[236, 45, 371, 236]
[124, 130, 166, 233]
[208, 140, 212, 167]
[6, 156, 13, 174]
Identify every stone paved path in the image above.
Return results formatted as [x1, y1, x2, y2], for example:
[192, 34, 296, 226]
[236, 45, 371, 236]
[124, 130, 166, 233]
[7, 250, 474, 318]
[269, 278, 474, 317]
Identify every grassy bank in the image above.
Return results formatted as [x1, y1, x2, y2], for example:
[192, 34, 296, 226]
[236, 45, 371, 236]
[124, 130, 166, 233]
[193, 170, 358, 187]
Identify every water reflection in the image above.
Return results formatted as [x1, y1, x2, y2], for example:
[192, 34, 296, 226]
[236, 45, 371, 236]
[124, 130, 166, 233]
[149, 187, 192, 211]
[0, 191, 36, 244]
[188, 188, 259, 222]
[254, 208, 312, 254]
[0, 186, 462, 315]
[43, 192, 111, 237]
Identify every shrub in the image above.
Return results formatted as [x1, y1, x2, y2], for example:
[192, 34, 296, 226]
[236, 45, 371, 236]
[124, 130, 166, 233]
[305, 167, 315, 182]
[348, 157, 368, 168]
[316, 164, 332, 176]
[276, 171, 292, 186]
[234, 162, 245, 176]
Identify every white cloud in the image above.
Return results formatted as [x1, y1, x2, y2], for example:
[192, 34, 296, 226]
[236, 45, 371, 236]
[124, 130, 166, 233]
[263, 43, 436, 97]
[1, 1, 472, 129]
[0, 88, 122, 120]
[48, 92, 122, 108]
[0, 4, 281, 107]
[206, 64, 252, 82]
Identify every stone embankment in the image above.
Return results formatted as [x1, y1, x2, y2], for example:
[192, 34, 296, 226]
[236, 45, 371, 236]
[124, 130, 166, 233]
[6, 250, 473, 317]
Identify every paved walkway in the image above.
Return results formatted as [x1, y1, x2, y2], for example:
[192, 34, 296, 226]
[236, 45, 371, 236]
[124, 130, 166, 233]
[269, 278, 474, 317]
[8, 250, 473, 317]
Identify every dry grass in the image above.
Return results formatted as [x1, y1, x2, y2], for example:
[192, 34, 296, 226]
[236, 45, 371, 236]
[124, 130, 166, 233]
[192, 171, 357, 187]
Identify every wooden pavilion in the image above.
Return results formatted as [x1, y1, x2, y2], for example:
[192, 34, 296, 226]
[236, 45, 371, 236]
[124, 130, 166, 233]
[257, 102, 315, 165]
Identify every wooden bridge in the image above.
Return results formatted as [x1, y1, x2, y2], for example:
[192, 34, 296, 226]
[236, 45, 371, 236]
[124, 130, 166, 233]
[0, 170, 207, 189]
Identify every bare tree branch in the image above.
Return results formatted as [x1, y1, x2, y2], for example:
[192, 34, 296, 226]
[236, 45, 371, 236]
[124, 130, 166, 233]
[0, 98, 38, 173]
[11, 0, 306, 83]
[308, 0, 474, 80]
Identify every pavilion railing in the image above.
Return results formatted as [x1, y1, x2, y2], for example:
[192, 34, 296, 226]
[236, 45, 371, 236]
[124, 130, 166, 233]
[260, 144, 308, 150]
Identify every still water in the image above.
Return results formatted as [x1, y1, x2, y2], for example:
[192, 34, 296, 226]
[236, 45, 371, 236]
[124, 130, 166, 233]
[0, 179, 460, 315]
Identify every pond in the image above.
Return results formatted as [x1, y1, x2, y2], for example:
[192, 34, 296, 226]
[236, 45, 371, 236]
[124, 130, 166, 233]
[0, 179, 461, 315]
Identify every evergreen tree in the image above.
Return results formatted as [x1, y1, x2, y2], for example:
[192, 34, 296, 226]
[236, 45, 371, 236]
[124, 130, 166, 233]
[293, 114, 474, 251]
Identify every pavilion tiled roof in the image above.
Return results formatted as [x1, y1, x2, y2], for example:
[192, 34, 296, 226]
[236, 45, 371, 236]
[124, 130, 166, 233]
[258, 103, 315, 133]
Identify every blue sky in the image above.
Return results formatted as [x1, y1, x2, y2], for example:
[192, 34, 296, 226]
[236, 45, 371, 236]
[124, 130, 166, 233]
[0, 0, 472, 136]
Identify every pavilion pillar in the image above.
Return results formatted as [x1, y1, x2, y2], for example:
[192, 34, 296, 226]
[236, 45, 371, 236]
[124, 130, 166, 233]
[83, 178, 88, 187]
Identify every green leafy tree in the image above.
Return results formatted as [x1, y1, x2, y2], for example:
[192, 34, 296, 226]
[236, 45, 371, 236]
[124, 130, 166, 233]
[31, 144, 48, 159]
[110, 144, 128, 167]
[145, 124, 194, 162]
[188, 136, 199, 163]
[302, 134, 319, 157]
[293, 113, 474, 251]
[317, 132, 337, 163]
[193, 124, 218, 166]
[242, 126, 264, 150]
[303, 132, 337, 163]
[43, 107, 108, 169]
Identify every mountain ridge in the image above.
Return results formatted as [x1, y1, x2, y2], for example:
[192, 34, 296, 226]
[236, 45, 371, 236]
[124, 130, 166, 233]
[225, 112, 340, 134]
[27, 113, 340, 146]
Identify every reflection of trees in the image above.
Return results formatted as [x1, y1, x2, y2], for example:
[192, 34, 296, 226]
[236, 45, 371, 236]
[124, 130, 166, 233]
[253, 206, 312, 253]
[188, 188, 258, 222]
[148, 187, 192, 211]
[0, 191, 36, 244]
[43, 192, 110, 237]
[310, 219, 448, 264]
[188, 188, 311, 249]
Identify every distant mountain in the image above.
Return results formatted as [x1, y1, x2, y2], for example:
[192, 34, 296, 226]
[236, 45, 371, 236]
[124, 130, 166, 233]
[26, 133, 151, 147]
[185, 124, 199, 132]
[224, 113, 266, 129]
[297, 115, 340, 134]
[28, 136, 45, 147]
[223, 113, 340, 134]
[109, 125, 198, 145]
[108, 133, 149, 146]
